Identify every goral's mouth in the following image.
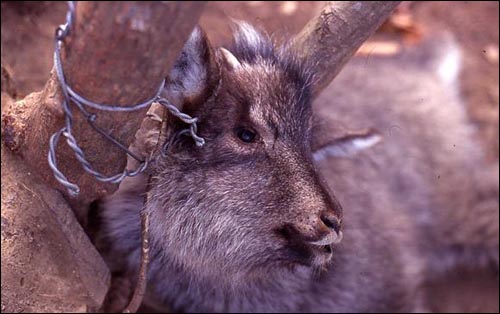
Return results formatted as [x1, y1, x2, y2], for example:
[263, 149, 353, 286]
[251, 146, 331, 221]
[308, 230, 343, 246]
[284, 233, 343, 267]
[308, 231, 343, 266]
[308, 243, 334, 266]
[275, 226, 343, 267]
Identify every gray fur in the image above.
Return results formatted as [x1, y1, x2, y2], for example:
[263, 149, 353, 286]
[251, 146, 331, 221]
[93, 24, 499, 312]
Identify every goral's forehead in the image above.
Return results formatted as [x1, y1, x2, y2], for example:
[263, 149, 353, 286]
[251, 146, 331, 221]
[232, 61, 312, 137]
[237, 61, 306, 103]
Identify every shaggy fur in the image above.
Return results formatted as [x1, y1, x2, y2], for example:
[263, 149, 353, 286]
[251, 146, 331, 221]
[92, 23, 499, 312]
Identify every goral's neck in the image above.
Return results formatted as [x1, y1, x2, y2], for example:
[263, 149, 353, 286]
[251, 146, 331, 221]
[146, 251, 314, 312]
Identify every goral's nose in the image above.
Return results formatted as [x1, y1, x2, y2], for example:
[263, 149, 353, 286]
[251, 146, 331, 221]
[288, 209, 343, 245]
[321, 211, 341, 234]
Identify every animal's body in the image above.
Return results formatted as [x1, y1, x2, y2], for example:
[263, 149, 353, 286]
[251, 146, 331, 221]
[92, 24, 499, 312]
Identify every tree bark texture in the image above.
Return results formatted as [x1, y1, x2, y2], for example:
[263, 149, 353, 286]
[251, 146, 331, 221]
[1, 145, 111, 312]
[1, 1, 207, 222]
[292, 1, 401, 97]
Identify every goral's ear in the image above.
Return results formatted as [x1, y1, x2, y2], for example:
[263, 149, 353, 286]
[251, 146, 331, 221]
[164, 27, 219, 109]
[313, 128, 382, 161]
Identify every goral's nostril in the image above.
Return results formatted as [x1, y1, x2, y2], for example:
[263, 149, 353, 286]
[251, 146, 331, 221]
[320, 212, 341, 234]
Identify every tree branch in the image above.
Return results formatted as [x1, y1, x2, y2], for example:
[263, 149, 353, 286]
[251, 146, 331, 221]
[292, 1, 401, 97]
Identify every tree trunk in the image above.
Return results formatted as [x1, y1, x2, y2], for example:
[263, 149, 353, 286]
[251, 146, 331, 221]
[1, 145, 111, 312]
[1, 1, 207, 222]
[1, 2, 207, 311]
[292, 1, 401, 97]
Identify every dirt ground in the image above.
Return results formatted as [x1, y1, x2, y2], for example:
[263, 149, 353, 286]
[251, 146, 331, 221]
[1, 1, 499, 313]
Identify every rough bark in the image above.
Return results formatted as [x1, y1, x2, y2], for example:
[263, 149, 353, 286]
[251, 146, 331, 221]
[292, 1, 401, 97]
[1, 144, 110, 312]
[1, 1, 207, 222]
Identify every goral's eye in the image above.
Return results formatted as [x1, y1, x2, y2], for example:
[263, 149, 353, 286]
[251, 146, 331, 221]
[235, 127, 257, 143]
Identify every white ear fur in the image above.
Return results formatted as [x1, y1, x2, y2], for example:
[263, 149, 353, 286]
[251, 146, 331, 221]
[219, 47, 242, 70]
[313, 130, 382, 161]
